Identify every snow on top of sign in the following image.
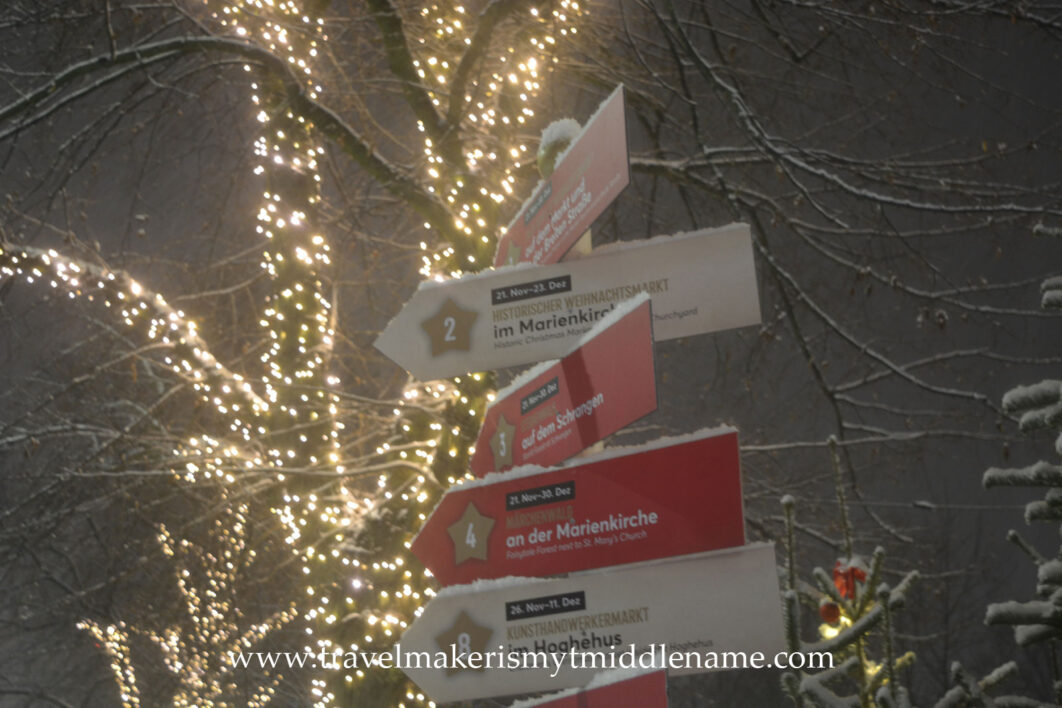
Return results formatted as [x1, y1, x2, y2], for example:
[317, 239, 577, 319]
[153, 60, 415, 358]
[451, 461, 552, 491]
[551, 84, 623, 168]
[506, 667, 660, 708]
[434, 574, 548, 600]
[572, 291, 648, 348]
[555, 222, 750, 268]
[588, 222, 748, 260]
[486, 359, 557, 415]
[415, 257, 540, 290]
[483, 292, 651, 417]
[537, 422, 736, 468]
[452, 423, 737, 493]
[491, 87, 623, 247]
[539, 118, 581, 157]
[417, 222, 749, 292]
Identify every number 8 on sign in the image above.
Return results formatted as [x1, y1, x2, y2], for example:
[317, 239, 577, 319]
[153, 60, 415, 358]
[456, 632, 472, 655]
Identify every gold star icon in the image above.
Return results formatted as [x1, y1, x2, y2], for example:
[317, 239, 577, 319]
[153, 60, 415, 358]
[489, 414, 517, 470]
[435, 610, 493, 675]
[447, 501, 495, 565]
[420, 297, 478, 357]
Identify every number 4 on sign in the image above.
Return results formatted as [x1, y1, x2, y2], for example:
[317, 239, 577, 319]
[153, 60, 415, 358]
[446, 502, 494, 564]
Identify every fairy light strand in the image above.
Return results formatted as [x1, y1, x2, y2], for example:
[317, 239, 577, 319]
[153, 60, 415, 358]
[77, 504, 297, 708]
[1, 1, 584, 705]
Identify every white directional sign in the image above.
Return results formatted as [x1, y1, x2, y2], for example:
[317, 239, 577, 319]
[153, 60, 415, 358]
[375, 223, 760, 380]
[398, 543, 784, 704]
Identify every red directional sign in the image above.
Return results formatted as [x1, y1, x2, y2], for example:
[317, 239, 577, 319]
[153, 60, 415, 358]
[494, 85, 629, 267]
[412, 428, 744, 586]
[470, 293, 656, 476]
[516, 669, 667, 708]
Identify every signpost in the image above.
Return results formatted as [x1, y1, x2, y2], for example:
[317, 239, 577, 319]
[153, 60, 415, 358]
[494, 85, 629, 267]
[413, 428, 745, 586]
[385, 82, 771, 708]
[399, 543, 785, 704]
[470, 293, 656, 476]
[375, 223, 760, 380]
[512, 669, 667, 708]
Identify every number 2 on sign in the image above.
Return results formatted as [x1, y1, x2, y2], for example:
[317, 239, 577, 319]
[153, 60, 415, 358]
[443, 316, 456, 342]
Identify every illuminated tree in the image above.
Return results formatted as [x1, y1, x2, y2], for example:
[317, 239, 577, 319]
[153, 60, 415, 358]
[778, 444, 1035, 707]
[0, 0, 581, 705]
[779, 441, 918, 707]
[4, 1, 1062, 706]
[77, 503, 296, 708]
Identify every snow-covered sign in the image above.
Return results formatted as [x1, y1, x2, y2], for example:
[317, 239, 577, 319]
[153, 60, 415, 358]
[374, 224, 761, 380]
[493, 86, 629, 267]
[413, 427, 745, 586]
[508, 668, 667, 707]
[399, 543, 785, 704]
[470, 293, 657, 476]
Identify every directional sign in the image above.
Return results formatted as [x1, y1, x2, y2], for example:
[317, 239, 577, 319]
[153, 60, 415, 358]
[400, 543, 785, 704]
[375, 223, 760, 380]
[414, 428, 744, 586]
[470, 293, 656, 476]
[512, 669, 667, 708]
[494, 85, 629, 267]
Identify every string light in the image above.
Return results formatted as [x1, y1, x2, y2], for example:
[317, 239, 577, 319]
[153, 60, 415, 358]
[338, 2, 584, 704]
[1, 0, 584, 704]
[77, 504, 297, 707]
[415, 1, 583, 280]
